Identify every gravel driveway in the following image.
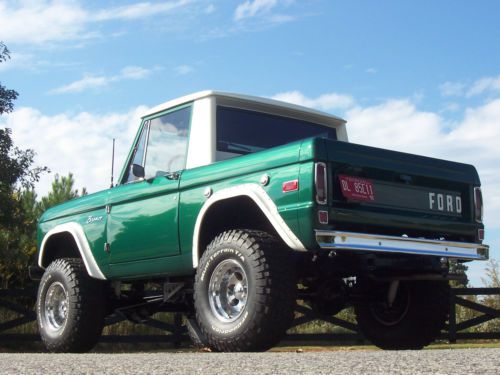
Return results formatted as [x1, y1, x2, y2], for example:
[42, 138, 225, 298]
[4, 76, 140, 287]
[1, 348, 498, 374]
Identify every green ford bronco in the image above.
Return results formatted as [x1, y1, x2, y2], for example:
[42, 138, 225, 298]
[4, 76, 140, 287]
[34, 91, 488, 352]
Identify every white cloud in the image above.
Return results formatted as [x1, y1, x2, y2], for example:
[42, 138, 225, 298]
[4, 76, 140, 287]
[439, 81, 465, 96]
[0, 52, 33, 72]
[0, 52, 82, 72]
[440, 102, 460, 113]
[233, 0, 296, 26]
[272, 91, 355, 111]
[0, 0, 192, 45]
[50, 75, 109, 94]
[346, 100, 442, 152]
[439, 76, 500, 98]
[49, 66, 152, 94]
[365, 68, 377, 74]
[174, 65, 194, 75]
[235, 0, 278, 21]
[467, 75, 500, 97]
[205, 4, 215, 14]
[120, 66, 151, 80]
[93, 0, 190, 21]
[1, 106, 149, 196]
[267, 14, 295, 24]
[0, 0, 88, 44]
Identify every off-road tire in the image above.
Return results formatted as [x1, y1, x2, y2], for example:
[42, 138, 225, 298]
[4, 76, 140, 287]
[354, 280, 450, 350]
[194, 230, 296, 352]
[36, 258, 107, 352]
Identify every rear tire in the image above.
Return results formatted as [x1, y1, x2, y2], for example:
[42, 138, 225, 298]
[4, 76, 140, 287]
[36, 258, 107, 352]
[194, 230, 296, 352]
[354, 280, 449, 350]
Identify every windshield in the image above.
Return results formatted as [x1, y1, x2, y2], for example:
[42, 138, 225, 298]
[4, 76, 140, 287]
[216, 106, 337, 155]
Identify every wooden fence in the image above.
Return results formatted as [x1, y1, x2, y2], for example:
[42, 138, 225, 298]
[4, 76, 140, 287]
[0, 287, 498, 347]
[447, 287, 500, 342]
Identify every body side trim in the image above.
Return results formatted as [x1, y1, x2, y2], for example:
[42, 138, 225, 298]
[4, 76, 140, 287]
[192, 183, 307, 268]
[38, 222, 106, 280]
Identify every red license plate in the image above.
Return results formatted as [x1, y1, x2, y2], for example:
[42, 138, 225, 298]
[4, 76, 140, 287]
[339, 175, 375, 202]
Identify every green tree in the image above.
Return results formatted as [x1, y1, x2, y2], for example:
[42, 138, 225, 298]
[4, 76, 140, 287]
[0, 189, 39, 288]
[482, 258, 500, 289]
[480, 259, 500, 332]
[39, 173, 87, 213]
[0, 42, 49, 288]
[1, 42, 45, 225]
[0, 128, 48, 225]
[0, 173, 86, 288]
[0, 42, 19, 115]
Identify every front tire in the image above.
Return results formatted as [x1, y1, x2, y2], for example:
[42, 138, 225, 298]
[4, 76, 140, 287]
[354, 280, 449, 350]
[36, 258, 107, 352]
[194, 230, 296, 352]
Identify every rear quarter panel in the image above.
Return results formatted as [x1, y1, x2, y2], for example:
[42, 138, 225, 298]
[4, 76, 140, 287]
[178, 139, 317, 257]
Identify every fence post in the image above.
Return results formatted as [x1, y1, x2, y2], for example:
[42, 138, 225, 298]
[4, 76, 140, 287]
[448, 288, 457, 344]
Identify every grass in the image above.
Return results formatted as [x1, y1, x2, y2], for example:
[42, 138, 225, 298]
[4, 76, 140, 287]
[270, 342, 500, 352]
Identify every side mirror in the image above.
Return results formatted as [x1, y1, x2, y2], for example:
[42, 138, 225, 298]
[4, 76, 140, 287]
[131, 164, 145, 179]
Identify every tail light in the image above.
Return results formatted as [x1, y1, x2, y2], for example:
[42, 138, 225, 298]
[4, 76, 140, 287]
[315, 162, 327, 204]
[474, 187, 483, 223]
[478, 229, 485, 241]
[318, 210, 329, 224]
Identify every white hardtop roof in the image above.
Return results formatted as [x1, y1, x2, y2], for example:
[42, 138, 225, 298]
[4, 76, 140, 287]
[142, 90, 346, 123]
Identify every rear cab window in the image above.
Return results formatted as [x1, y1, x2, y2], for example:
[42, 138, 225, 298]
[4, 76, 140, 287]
[216, 106, 336, 160]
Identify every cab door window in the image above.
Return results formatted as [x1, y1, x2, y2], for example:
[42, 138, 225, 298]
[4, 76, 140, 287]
[123, 106, 191, 183]
[144, 106, 191, 179]
[124, 121, 149, 183]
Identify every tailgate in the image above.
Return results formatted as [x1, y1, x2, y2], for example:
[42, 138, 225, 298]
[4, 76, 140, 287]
[321, 139, 482, 243]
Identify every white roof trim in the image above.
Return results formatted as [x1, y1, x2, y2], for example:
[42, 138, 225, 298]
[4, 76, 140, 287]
[142, 90, 346, 123]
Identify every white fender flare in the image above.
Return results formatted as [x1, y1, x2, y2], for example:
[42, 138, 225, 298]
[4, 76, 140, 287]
[38, 222, 106, 280]
[192, 183, 306, 268]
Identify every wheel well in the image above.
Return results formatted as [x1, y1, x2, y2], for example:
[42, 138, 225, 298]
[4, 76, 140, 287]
[197, 196, 286, 260]
[40, 232, 81, 268]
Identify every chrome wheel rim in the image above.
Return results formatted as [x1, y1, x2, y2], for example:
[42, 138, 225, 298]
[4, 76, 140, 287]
[44, 281, 69, 332]
[208, 259, 248, 323]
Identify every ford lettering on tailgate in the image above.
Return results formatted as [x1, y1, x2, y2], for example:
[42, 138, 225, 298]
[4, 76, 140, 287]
[429, 192, 462, 214]
[339, 175, 375, 202]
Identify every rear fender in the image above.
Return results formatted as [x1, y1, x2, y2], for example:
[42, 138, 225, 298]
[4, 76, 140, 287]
[192, 183, 306, 268]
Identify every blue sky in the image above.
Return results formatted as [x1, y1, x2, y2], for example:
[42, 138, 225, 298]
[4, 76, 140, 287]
[1, 0, 499, 285]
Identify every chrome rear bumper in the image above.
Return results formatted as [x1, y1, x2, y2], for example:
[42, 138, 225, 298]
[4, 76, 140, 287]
[315, 230, 489, 260]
